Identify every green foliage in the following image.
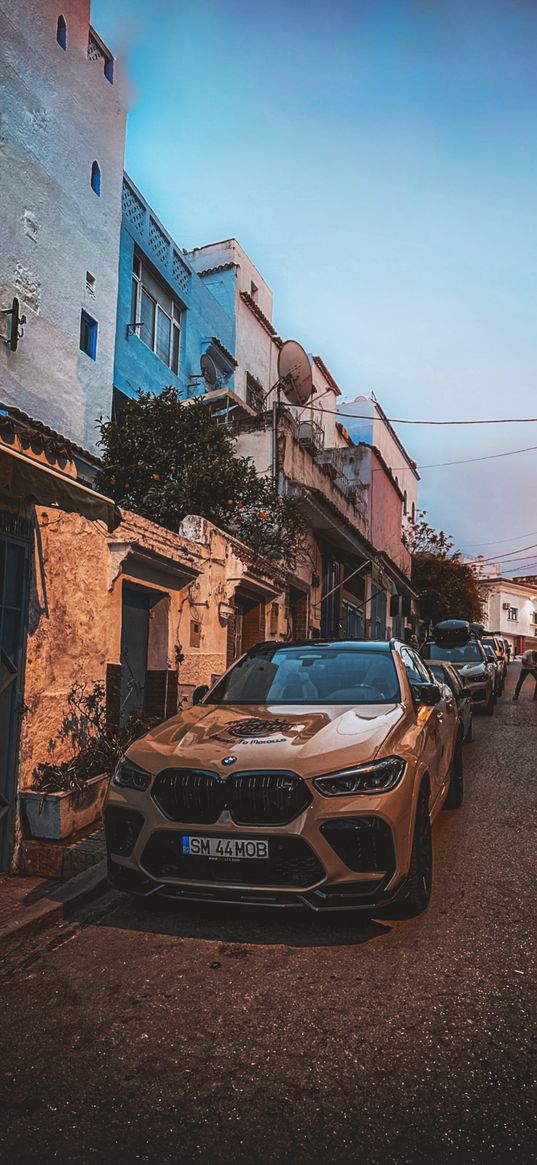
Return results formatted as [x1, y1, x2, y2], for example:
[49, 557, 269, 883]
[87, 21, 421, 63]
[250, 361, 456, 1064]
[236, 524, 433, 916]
[97, 389, 305, 567]
[412, 553, 483, 627]
[32, 681, 158, 793]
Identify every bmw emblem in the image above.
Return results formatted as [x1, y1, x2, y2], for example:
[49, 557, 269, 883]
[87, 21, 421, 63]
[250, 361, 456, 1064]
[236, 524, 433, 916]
[221, 755, 237, 766]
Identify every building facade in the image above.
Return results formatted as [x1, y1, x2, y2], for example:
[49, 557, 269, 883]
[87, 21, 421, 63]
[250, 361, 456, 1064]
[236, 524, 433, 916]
[0, 0, 126, 455]
[479, 577, 537, 654]
[339, 394, 420, 523]
[114, 178, 236, 407]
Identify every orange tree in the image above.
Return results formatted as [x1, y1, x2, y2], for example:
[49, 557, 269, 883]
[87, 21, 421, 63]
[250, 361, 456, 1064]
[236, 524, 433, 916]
[97, 388, 305, 567]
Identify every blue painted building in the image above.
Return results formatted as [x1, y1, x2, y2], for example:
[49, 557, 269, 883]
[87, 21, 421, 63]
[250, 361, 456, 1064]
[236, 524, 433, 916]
[114, 176, 236, 406]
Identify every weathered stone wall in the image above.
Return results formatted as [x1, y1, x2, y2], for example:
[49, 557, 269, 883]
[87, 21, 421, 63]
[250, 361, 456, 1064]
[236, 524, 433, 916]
[18, 506, 292, 787]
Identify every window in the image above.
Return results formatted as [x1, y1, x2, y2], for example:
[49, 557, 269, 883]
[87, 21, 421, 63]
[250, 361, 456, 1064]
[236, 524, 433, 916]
[507, 607, 518, 622]
[131, 251, 182, 374]
[422, 641, 483, 663]
[86, 271, 95, 295]
[250, 281, 258, 302]
[56, 15, 67, 49]
[209, 645, 401, 706]
[400, 646, 431, 684]
[411, 502, 416, 522]
[246, 373, 263, 412]
[80, 310, 98, 359]
[403, 490, 407, 515]
[91, 161, 101, 196]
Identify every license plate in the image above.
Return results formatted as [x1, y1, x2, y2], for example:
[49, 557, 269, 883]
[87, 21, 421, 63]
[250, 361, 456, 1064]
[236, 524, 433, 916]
[181, 835, 269, 860]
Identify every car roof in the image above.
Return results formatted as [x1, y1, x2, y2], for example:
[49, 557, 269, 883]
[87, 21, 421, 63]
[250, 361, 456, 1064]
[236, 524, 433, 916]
[251, 639, 397, 652]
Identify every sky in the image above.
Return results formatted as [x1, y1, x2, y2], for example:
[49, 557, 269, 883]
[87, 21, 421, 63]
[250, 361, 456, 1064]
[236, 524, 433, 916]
[93, 0, 537, 574]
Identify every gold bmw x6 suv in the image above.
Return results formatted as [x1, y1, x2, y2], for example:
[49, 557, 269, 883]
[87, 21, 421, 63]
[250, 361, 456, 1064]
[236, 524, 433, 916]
[105, 639, 462, 914]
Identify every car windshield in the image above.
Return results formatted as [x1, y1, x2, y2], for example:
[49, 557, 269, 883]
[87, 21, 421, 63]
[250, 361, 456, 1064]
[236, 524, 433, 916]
[208, 646, 401, 705]
[483, 639, 500, 653]
[422, 641, 483, 663]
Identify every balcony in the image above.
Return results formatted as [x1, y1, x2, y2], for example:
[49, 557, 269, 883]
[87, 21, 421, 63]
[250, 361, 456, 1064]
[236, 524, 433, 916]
[297, 419, 324, 454]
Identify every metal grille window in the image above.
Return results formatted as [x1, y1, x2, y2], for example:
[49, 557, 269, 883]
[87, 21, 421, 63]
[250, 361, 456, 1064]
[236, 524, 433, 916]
[507, 607, 518, 621]
[132, 252, 181, 374]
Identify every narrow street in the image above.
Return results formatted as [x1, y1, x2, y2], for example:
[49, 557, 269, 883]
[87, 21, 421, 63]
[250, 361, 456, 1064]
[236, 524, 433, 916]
[1, 666, 535, 1165]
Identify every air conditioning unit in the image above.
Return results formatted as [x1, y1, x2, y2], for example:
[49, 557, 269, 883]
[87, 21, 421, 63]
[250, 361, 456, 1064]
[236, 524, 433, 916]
[502, 602, 510, 610]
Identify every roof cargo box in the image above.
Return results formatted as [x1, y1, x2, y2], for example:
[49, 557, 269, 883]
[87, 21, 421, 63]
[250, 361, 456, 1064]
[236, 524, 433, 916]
[432, 620, 471, 646]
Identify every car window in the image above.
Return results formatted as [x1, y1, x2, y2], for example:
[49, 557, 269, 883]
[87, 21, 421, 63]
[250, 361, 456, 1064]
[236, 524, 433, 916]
[208, 646, 401, 705]
[422, 641, 484, 663]
[400, 647, 432, 684]
[428, 663, 455, 694]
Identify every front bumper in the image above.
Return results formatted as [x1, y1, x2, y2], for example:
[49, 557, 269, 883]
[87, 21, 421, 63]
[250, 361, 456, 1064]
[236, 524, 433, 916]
[108, 856, 408, 912]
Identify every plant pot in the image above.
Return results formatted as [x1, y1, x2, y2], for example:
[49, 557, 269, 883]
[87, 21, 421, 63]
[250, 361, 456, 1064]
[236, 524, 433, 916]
[19, 773, 110, 841]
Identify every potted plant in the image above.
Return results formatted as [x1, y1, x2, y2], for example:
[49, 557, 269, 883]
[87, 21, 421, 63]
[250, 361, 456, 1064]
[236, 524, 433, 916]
[20, 681, 158, 841]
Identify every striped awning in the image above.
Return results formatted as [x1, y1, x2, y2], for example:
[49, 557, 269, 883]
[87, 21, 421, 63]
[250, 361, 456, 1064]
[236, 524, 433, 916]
[0, 442, 121, 531]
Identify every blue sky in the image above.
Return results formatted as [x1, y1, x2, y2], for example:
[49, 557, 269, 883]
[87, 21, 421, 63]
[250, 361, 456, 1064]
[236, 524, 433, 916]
[93, 0, 537, 571]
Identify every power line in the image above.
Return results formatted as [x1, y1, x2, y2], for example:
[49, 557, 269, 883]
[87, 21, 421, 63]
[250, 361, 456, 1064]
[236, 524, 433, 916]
[328, 409, 537, 427]
[460, 528, 537, 548]
[375, 443, 537, 473]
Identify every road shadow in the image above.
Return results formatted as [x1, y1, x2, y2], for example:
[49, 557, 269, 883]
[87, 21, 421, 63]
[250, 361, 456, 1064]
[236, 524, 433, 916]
[91, 890, 392, 949]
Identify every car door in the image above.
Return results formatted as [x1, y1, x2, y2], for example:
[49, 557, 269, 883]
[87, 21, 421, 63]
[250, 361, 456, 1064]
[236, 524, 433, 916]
[399, 646, 447, 807]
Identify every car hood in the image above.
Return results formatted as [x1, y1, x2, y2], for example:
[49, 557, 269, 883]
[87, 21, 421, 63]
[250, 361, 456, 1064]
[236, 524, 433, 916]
[449, 662, 488, 679]
[127, 702, 406, 781]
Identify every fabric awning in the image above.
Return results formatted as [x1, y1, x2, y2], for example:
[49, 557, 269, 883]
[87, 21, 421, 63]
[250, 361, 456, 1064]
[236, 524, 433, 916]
[0, 442, 121, 531]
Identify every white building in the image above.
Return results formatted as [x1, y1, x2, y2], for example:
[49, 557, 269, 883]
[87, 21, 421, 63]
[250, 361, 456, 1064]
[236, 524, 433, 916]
[0, 0, 126, 456]
[480, 577, 537, 654]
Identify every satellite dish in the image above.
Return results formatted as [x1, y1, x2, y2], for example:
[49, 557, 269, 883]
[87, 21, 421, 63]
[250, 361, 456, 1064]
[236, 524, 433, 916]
[200, 353, 218, 387]
[277, 340, 313, 407]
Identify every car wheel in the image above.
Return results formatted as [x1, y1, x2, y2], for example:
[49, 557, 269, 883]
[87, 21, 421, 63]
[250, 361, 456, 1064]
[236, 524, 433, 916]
[444, 733, 464, 809]
[484, 689, 494, 715]
[403, 784, 432, 916]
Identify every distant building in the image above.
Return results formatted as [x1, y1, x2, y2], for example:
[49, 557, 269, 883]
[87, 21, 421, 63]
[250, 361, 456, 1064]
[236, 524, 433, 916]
[479, 577, 537, 653]
[461, 556, 502, 579]
[0, 0, 126, 456]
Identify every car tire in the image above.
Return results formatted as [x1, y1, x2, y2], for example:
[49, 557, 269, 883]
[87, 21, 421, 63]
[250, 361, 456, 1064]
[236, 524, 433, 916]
[484, 690, 494, 716]
[402, 783, 433, 916]
[444, 733, 464, 809]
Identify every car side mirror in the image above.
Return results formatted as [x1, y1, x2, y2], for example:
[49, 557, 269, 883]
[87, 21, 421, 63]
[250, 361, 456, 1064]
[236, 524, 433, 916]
[192, 684, 209, 706]
[412, 682, 442, 707]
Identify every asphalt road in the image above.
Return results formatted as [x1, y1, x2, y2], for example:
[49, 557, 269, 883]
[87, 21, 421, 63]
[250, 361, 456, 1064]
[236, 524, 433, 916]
[1, 666, 536, 1165]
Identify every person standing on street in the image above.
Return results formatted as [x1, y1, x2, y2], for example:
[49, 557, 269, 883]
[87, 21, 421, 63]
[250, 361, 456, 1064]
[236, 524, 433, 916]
[512, 648, 537, 701]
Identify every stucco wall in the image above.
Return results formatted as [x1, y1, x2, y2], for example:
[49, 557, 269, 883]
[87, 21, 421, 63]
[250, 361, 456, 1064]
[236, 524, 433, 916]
[370, 449, 411, 575]
[0, 0, 126, 452]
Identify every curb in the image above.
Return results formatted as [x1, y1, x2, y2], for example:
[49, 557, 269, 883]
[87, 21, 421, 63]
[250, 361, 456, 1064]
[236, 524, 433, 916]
[0, 859, 110, 951]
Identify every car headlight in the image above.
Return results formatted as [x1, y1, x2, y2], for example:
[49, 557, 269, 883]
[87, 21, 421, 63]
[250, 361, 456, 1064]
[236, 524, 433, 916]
[314, 757, 406, 796]
[113, 757, 152, 791]
[470, 668, 488, 681]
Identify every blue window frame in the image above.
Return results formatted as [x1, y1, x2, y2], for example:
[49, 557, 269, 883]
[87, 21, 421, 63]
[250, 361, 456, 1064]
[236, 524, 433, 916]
[80, 311, 98, 360]
[56, 15, 67, 50]
[91, 161, 101, 196]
